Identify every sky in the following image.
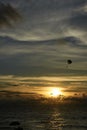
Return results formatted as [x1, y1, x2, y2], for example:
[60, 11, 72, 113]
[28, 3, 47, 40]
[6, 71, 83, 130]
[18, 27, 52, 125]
[0, 0, 87, 99]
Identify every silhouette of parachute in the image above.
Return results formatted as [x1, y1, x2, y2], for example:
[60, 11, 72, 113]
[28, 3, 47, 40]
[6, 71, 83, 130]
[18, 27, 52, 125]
[67, 59, 72, 64]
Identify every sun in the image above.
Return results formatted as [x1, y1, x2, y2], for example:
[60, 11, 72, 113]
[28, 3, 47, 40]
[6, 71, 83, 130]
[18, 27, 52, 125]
[50, 88, 62, 97]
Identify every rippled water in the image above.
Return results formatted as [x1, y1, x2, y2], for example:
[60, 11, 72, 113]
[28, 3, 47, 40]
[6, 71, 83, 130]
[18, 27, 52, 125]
[0, 101, 87, 130]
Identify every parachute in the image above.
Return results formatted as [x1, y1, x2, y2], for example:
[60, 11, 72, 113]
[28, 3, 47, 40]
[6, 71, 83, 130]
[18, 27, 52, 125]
[66, 59, 72, 68]
[67, 59, 72, 64]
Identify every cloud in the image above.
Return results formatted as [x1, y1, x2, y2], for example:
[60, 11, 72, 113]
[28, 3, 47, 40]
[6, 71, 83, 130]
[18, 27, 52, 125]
[0, 2, 21, 28]
[0, 35, 87, 76]
[0, 0, 86, 41]
[0, 90, 42, 101]
[0, 0, 86, 44]
[0, 75, 87, 88]
[0, 75, 87, 102]
[69, 12, 87, 31]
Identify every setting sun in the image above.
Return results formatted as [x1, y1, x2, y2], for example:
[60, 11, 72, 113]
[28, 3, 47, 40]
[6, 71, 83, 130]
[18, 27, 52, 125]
[50, 88, 62, 97]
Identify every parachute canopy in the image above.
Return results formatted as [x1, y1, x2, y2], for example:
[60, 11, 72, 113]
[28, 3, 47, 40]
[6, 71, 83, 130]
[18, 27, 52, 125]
[67, 59, 72, 64]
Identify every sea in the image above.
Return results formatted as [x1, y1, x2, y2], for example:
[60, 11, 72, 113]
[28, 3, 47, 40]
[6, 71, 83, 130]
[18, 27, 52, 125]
[0, 100, 87, 130]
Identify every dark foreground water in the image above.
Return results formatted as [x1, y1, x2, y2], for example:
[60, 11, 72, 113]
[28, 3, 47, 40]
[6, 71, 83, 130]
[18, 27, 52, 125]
[0, 100, 87, 130]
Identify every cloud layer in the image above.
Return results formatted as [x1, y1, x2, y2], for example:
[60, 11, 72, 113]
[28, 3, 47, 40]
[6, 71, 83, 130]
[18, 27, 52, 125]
[0, 36, 87, 76]
[0, 0, 87, 41]
[0, 75, 87, 96]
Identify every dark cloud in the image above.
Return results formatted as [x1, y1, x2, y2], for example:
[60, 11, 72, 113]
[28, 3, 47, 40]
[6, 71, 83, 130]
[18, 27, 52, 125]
[0, 90, 38, 100]
[0, 0, 86, 41]
[63, 36, 87, 48]
[69, 12, 87, 31]
[0, 2, 21, 28]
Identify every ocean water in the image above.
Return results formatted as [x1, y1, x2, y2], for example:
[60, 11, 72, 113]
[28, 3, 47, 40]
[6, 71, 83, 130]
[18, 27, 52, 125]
[0, 100, 87, 130]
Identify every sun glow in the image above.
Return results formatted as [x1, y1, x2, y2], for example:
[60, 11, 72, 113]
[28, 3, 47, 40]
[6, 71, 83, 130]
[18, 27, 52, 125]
[49, 88, 62, 97]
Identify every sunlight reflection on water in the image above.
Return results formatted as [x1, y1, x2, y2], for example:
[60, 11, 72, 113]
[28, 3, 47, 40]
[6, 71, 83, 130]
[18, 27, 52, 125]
[22, 108, 87, 130]
[0, 105, 87, 130]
